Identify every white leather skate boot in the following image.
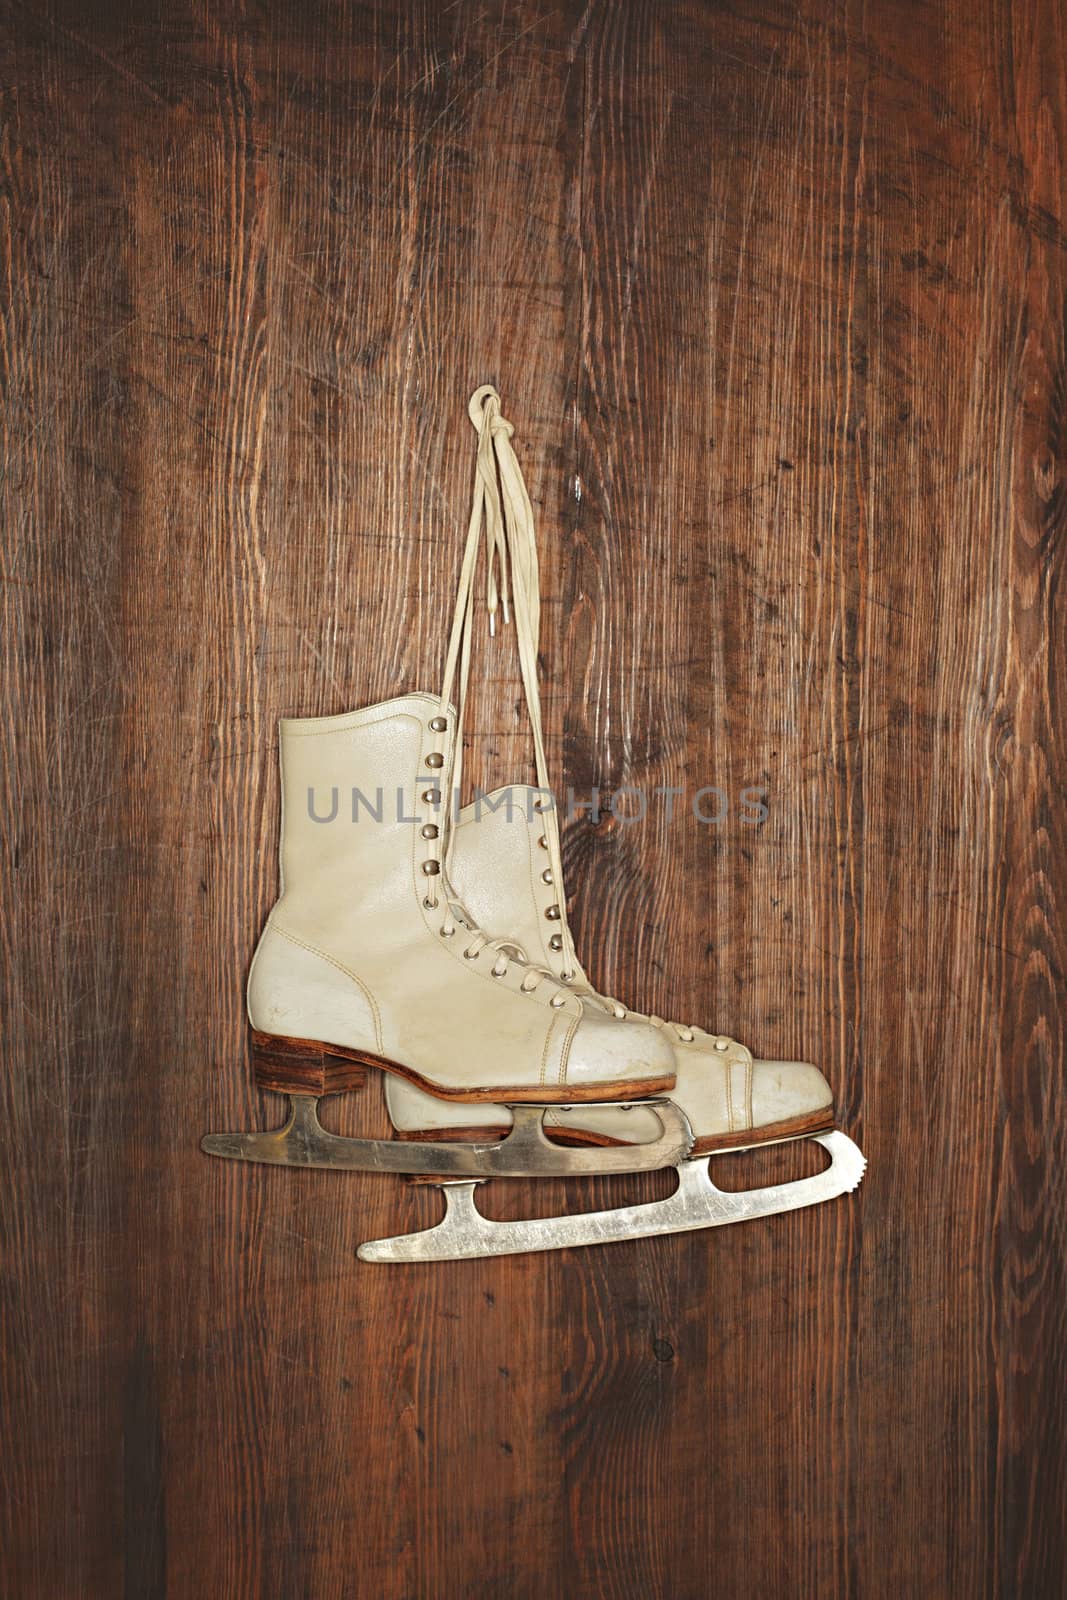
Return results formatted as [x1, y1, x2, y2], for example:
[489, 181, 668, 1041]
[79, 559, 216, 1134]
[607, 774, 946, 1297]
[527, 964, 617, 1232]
[242, 699, 677, 1107]
[354, 386, 864, 1263]
[201, 710, 695, 1179]
[386, 785, 837, 1154]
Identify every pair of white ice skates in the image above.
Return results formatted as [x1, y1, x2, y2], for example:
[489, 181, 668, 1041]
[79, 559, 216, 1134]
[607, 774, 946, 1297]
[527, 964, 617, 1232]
[202, 387, 865, 1261]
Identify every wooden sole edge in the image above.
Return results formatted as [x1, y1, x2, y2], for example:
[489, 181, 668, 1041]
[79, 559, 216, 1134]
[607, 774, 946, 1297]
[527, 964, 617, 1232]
[249, 1029, 676, 1106]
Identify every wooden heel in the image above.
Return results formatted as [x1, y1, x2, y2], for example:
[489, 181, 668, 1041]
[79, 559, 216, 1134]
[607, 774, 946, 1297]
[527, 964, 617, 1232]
[250, 1030, 369, 1097]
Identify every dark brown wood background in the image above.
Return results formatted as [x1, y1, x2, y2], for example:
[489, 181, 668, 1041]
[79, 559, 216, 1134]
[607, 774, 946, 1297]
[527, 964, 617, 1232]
[2, 1, 1065, 1596]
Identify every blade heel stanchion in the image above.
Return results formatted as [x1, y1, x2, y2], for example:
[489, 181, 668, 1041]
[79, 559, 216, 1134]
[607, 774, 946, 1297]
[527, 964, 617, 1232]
[356, 1131, 867, 1263]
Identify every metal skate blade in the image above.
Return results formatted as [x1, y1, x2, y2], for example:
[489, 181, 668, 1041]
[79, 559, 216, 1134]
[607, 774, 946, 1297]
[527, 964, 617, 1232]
[201, 1096, 693, 1179]
[356, 1130, 866, 1263]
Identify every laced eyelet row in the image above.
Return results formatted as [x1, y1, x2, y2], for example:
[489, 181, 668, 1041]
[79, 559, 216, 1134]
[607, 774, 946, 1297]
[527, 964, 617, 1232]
[421, 716, 449, 906]
[646, 1014, 698, 1044]
[447, 931, 572, 1009]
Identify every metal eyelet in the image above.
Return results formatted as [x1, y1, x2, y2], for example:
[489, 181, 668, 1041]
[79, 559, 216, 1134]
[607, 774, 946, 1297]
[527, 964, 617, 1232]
[538, 835, 548, 849]
[541, 869, 552, 884]
[491, 965, 507, 978]
[422, 789, 440, 805]
[440, 924, 455, 937]
[429, 716, 448, 732]
[425, 752, 444, 769]
[550, 993, 566, 1008]
[422, 859, 441, 876]
[464, 948, 478, 960]
[421, 823, 439, 840]
[548, 934, 563, 951]
[545, 904, 561, 920]
[714, 1038, 728, 1051]
[560, 969, 574, 980]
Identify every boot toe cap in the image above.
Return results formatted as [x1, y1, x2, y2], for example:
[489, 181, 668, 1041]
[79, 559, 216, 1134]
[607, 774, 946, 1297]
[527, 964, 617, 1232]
[566, 1012, 676, 1092]
[750, 1059, 833, 1127]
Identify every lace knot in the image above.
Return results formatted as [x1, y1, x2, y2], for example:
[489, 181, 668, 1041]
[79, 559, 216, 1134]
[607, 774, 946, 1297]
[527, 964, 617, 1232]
[468, 384, 514, 441]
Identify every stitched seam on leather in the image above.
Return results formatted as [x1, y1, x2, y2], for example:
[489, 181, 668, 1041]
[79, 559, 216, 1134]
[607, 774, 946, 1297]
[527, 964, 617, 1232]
[268, 919, 384, 1052]
[729, 1055, 750, 1130]
[555, 1011, 581, 1085]
[539, 1015, 557, 1085]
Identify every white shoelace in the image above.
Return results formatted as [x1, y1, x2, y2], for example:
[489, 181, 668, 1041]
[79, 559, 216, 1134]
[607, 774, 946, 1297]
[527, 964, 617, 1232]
[435, 386, 700, 1045]
[415, 386, 578, 1001]
[432, 388, 577, 973]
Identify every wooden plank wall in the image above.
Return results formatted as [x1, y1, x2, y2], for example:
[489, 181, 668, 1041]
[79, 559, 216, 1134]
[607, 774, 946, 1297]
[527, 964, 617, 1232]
[1, 2, 1064, 1595]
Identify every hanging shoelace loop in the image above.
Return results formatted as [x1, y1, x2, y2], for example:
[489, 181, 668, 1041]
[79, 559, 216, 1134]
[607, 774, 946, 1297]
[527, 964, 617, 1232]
[432, 385, 579, 980]
[430, 386, 705, 1040]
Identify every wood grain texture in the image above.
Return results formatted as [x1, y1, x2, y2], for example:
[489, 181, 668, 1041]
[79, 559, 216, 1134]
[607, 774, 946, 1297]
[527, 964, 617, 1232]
[1, 1, 1064, 1596]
